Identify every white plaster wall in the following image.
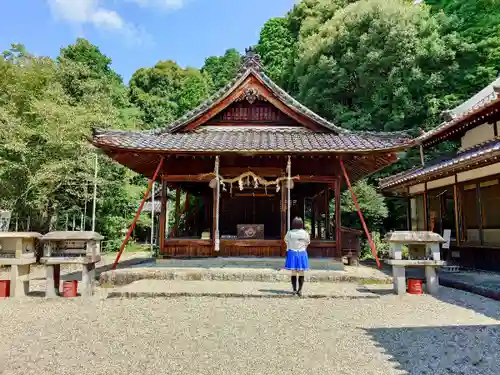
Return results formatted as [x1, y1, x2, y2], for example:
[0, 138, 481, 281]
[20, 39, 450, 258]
[460, 123, 495, 150]
[409, 183, 426, 194]
[483, 229, 500, 245]
[457, 163, 500, 182]
[427, 176, 455, 190]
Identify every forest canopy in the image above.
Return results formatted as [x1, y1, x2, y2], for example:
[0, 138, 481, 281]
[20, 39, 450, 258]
[0, 0, 497, 248]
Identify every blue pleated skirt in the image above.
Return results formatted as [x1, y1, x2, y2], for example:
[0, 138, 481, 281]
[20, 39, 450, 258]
[284, 250, 309, 271]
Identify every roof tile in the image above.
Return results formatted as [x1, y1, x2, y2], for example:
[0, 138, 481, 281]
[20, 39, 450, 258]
[92, 127, 410, 153]
[379, 139, 500, 189]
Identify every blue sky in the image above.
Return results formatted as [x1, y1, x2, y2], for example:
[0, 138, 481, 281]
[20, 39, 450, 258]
[1, 0, 296, 82]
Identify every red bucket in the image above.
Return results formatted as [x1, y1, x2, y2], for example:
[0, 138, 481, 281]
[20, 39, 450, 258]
[408, 279, 423, 295]
[62, 280, 78, 298]
[0, 280, 10, 298]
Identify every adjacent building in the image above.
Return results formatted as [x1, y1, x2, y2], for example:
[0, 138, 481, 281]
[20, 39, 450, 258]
[380, 77, 500, 270]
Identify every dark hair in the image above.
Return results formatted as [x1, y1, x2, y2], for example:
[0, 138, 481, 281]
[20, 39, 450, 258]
[291, 217, 304, 230]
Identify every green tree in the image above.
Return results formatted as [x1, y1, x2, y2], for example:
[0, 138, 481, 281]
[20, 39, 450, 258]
[129, 60, 211, 129]
[201, 49, 241, 92]
[330, 180, 389, 231]
[292, 0, 463, 134]
[58, 37, 122, 82]
[0, 43, 142, 243]
[424, 0, 499, 93]
[255, 17, 296, 88]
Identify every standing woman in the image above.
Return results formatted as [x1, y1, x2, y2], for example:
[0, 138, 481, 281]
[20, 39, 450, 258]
[284, 217, 310, 296]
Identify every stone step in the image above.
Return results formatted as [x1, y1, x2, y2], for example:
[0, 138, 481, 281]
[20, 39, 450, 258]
[99, 266, 391, 286]
[102, 280, 393, 299]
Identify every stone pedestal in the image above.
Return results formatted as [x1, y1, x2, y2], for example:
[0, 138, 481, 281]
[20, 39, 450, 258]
[0, 258, 36, 297]
[385, 259, 444, 296]
[40, 231, 103, 298]
[0, 232, 41, 297]
[40, 257, 101, 297]
[392, 265, 406, 295]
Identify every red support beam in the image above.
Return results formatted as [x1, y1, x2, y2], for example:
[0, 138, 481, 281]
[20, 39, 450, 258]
[111, 157, 165, 270]
[339, 158, 381, 268]
[159, 180, 167, 252]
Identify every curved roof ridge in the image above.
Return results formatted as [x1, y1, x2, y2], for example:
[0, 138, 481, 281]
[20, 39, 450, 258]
[160, 48, 348, 135]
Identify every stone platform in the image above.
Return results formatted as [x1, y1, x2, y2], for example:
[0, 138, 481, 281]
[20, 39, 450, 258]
[155, 257, 344, 270]
[99, 258, 390, 287]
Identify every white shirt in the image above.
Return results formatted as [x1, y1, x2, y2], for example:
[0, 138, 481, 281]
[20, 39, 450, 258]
[284, 229, 310, 252]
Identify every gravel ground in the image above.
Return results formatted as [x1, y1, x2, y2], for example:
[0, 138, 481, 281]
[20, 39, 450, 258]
[1, 287, 500, 375]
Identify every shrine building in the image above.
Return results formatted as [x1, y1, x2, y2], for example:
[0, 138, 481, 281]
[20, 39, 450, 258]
[90, 49, 412, 260]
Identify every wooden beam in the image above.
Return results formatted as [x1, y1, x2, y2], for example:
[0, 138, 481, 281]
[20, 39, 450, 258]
[159, 179, 168, 251]
[296, 175, 333, 183]
[161, 175, 212, 182]
[219, 167, 283, 177]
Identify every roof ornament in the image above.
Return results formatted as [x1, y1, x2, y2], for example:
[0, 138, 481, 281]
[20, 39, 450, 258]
[494, 85, 500, 97]
[241, 46, 263, 73]
[441, 110, 455, 122]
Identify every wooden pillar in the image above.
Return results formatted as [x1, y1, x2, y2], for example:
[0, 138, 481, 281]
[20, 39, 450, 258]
[406, 197, 412, 231]
[423, 183, 429, 231]
[325, 185, 330, 240]
[476, 183, 484, 245]
[212, 186, 217, 248]
[159, 179, 167, 252]
[174, 186, 181, 237]
[281, 180, 287, 256]
[453, 183, 460, 246]
[334, 178, 341, 258]
[311, 198, 316, 239]
[317, 202, 322, 240]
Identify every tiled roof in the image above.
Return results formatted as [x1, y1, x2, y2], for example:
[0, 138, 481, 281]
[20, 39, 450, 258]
[92, 126, 411, 153]
[161, 47, 347, 134]
[91, 48, 413, 155]
[379, 139, 500, 189]
[416, 77, 500, 144]
[142, 201, 161, 213]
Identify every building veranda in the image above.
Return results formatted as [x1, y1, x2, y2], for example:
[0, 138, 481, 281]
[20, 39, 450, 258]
[90, 49, 412, 261]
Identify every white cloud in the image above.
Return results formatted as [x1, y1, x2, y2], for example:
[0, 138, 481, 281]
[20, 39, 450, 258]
[126, 0, 186, 11]
[47, 0, 148, 44]
[91, 8, 124, 30]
